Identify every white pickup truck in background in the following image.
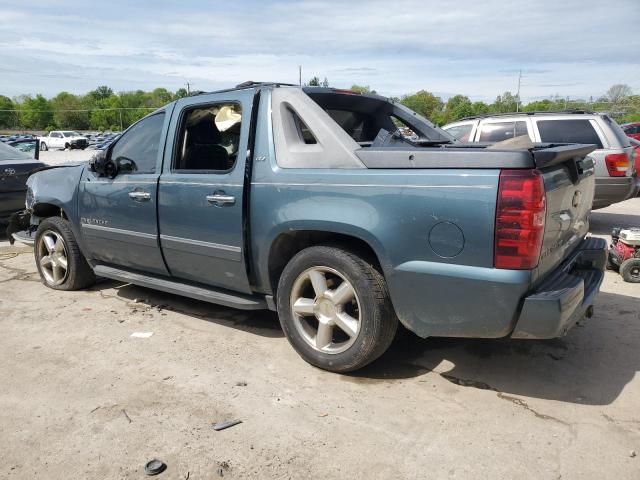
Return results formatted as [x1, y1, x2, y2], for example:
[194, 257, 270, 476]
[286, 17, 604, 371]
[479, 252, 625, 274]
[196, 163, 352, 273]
[38, 131, 88, 151]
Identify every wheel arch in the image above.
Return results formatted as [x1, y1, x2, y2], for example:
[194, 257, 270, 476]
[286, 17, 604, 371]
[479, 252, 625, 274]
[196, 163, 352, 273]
[32, 202, 67, 220]
[265, 224, 389, 295]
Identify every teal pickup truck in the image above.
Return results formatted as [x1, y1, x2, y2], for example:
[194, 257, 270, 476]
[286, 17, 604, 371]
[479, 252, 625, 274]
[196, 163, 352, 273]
[10, 82, 607, 372]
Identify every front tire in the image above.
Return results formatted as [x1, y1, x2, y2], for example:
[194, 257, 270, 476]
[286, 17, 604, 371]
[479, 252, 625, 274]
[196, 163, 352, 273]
[277, 246, 398, 373]
[34, 217, 95, 290]
[40, 142, 48, 151]
[620, 258, 640, 283]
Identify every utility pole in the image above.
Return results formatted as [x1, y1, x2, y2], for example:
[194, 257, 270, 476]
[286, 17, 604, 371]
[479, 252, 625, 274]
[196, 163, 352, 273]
[516, 69, 522, 112]
[185, 82, 191, 95]
[298, 65, 302, 86]
[119, 109, 123, 131]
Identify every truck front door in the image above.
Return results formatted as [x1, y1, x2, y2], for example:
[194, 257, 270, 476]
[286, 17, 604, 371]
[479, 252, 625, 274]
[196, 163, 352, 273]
[78, 110, 172, 276]
[157, 90, 255, 294]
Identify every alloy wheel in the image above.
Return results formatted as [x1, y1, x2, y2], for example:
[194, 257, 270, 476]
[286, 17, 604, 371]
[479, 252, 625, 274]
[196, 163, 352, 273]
[290, 266, 361, 354]
[38, 230, 69, 286]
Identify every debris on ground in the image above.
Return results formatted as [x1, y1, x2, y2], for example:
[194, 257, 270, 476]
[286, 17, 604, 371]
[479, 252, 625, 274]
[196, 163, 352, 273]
[212, 419, 242, 431]
[121, 409, 132, 423]
[631, 450, 637, 458]
[235, 381, 247, 387]
[144, 459, 166, 476]
[130, 332, 154, 338]
[216, 460, 230, 477]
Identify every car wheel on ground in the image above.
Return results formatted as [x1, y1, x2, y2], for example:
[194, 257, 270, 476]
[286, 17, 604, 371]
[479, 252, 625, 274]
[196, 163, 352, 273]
[64, 143, 70, 150]
[40, 142, 48, 151]
[620, 258, 640, 283]
[276, 245, 398, 373]
[34, 217, 96, 291]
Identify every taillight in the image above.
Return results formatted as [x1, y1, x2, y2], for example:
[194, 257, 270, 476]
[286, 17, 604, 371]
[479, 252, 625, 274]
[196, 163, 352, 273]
[605, 153, 629, 177]
[495, 169, 546, 270]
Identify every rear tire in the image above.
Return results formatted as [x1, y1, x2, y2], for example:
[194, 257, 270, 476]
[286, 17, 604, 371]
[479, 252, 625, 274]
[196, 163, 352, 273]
[276, 246, 398, 373]
[620, 258, 640, 283]
[34, 217, 95, 291]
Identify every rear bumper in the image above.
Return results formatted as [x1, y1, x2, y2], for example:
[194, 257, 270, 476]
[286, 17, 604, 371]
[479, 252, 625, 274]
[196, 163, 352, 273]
[593, 176, 636, 209]
[510, 237, 607, 339]
[388, 237, 606, 340]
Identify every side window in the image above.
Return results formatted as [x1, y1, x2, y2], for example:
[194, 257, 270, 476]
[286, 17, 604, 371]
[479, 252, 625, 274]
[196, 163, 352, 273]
[110, 113, 165, 174]
[291, 108, 317, 144]
[51, 132, 61, 138]
[536, 120, 603, 148]
[479, 121, 528, 142]
[173, 103, 242, 172]
[392, 116, 418, 139]
[444, 124, 473, 142]
[325, 109, 374, 142]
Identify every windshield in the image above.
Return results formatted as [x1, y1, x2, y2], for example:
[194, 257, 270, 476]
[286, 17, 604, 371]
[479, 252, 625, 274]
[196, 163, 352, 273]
[62, 131, 81, 137]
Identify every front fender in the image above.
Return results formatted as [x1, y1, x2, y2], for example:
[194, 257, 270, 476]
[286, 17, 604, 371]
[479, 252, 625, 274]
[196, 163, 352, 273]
[27, 164, 87, 250]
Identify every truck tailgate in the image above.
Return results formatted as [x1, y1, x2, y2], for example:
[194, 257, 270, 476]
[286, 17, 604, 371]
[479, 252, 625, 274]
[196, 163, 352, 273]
[531, 144, 597, 284]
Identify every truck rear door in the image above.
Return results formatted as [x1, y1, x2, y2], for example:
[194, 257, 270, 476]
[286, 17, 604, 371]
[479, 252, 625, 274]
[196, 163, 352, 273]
[157, 89, 255, 294]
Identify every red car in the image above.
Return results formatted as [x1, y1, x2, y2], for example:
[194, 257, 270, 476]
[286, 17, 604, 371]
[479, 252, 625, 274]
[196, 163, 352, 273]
[622, 122, 640, 141]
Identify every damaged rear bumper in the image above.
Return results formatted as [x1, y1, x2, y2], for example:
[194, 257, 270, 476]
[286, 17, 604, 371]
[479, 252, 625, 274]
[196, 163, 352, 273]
[511, 237, 607, 339]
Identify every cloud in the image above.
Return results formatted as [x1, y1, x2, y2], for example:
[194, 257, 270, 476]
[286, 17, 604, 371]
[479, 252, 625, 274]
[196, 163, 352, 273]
[0, 0, 638, 101]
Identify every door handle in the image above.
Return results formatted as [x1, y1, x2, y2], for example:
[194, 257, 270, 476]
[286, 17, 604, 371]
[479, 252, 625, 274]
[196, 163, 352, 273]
[129, 191, 151, 201]
[206, 193, 236, 206]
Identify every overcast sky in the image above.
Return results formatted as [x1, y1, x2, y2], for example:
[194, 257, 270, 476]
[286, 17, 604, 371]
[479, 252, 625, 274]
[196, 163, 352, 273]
[0, 0, 638, 102]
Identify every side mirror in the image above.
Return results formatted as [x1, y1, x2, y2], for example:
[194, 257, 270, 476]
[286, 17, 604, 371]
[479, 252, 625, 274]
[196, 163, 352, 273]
[89, 150, 118, 178]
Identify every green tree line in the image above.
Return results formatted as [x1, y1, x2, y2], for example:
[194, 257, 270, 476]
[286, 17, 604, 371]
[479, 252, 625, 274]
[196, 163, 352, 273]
[350, 83, 639, 125]
[1, 82, 638, 132]
[0, 86, 188, 132]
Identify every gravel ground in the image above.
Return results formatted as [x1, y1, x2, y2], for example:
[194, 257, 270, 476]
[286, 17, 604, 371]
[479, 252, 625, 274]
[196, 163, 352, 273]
[0, 196, 639, 479]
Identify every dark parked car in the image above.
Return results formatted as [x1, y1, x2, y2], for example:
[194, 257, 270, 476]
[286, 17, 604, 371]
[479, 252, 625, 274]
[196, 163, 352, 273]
[0, 139, 47, 223]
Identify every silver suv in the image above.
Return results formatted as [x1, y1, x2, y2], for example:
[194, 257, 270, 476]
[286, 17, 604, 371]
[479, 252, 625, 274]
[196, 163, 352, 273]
[443, 111, 637, 209]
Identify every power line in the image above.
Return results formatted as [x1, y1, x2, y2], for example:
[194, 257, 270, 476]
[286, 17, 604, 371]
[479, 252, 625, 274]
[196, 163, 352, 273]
[0, 107, 162, 113]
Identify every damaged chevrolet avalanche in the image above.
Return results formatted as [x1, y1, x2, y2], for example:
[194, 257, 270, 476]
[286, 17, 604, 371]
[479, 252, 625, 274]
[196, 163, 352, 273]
[10, 82, 607, 372]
